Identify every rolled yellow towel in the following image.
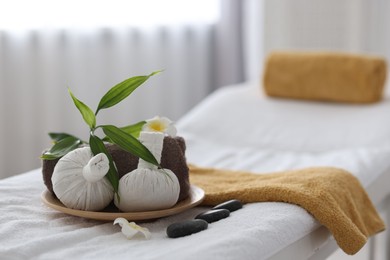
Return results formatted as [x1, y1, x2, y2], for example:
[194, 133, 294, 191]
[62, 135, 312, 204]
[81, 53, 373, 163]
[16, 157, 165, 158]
[263, 51, 387, 103]
[190, 165, 385, 255]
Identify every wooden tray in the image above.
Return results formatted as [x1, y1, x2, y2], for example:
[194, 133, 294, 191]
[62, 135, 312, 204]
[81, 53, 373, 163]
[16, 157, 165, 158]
[41, 185, 205, 221]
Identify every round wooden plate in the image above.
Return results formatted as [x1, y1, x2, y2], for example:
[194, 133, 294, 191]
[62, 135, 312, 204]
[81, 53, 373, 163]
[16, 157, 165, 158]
[41, 185, 205, 221]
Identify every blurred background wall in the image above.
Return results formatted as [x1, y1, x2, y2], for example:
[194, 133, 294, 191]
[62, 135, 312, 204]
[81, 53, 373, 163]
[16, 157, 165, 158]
[0, 0, 389, 179]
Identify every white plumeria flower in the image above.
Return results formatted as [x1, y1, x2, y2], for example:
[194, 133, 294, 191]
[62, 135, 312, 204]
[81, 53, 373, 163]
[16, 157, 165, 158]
[142, 116, 177, 137]
[114, 218, 151, 240]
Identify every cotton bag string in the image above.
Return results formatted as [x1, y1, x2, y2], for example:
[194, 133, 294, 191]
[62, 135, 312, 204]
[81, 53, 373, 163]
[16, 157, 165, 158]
[263, 51, 387, 103]
[189, 165, 385, 255]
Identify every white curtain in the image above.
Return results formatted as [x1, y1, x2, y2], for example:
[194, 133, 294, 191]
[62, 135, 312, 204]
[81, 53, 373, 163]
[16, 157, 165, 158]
[1, 27, 217, 178]
[0, 1, 250, 179]
[0, 27, 213, 178]
[243, 0, 265, 81]
[240, 0, 390, 79]
[262, 0, 390, 60]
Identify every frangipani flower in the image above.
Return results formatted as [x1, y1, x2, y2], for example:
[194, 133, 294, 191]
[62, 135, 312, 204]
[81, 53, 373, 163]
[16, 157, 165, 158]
[142, 116, 177, 136]
[114, 218, 151, 240]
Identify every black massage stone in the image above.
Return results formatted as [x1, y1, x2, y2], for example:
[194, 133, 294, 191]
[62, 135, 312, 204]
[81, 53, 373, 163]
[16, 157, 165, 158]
[167, 219, 208, 238]
[212, 199, 243, 212]
[195, 209, 230, 223]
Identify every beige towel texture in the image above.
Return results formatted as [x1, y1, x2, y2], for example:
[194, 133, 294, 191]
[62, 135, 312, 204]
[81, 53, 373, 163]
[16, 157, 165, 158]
[189, 165, 385, 255]
[263, 51, 387, 103]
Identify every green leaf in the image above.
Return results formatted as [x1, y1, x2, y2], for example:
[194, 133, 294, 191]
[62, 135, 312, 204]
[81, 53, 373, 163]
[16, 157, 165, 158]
[95, 71, 161, 115]
[102, 121, 146, 142]
[101, 125, 159, 166]
[89, 134, 119, 193]
[41, 136, 81, 160]
[48, 132, 83, 143]
[119, 121, 146, 138]
[68, 88, 96, 129]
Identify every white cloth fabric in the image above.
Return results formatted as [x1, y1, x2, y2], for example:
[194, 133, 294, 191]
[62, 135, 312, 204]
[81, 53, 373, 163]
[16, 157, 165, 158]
[178, 82, 390, 187]
[1, 82, 390, 260]
[0, 169, 317, 260]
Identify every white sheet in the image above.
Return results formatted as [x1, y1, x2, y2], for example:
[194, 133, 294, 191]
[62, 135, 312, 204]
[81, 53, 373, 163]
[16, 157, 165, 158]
[0, 170, 317, 260]
[178, 82, 390, 186]
[1, 82, 390, 260]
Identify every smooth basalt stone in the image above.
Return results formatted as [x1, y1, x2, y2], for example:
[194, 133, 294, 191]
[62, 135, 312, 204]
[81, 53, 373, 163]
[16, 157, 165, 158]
[195, 209, 230, 223]
[167, 219, 208, 238]
[213, 199, 243, 212]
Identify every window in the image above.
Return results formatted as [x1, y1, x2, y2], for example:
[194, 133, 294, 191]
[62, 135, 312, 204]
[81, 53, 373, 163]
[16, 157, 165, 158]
[0, 0, 220, 30]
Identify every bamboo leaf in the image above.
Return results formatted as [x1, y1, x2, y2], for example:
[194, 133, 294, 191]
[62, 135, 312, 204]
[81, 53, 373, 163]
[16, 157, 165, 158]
[119, 121, 146, 138]
[101, 125, 159, 166]
[68, 88, 96, 129]
[95, 71, 161, 114]
[48, 132, 83, 143]
[89, 134, 119, 193]
[102, 121, 146, 142]
[41, 136, 81, 160]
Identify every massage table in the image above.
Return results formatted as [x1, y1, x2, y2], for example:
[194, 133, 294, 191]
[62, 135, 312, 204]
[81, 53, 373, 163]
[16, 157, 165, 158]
[1, 81, 389, 259]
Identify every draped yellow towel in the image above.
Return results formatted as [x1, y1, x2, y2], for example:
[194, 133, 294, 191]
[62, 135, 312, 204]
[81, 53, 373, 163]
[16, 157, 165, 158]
[189, 165, 385, 255]
[263, 51, 387, 103]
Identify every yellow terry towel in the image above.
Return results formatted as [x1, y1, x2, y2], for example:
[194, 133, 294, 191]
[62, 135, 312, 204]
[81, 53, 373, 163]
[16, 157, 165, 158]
[189, 165, 385, 255]
[263, 51, 387, 103]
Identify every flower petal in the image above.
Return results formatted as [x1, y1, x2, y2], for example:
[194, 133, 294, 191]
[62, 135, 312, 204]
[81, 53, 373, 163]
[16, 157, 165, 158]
[129, 222, 152, 239]
[142, 116, 177, 137]
[114, 218, 151, 240]
[121, 223, 140, 239]
[166, 125, 177, 137]
[113, 217, 128, 227]
[159, 116, 172, 125]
